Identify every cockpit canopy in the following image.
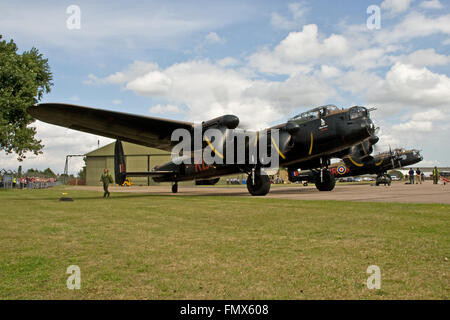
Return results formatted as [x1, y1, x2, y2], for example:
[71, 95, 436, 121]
[412, 149, 421, 157]
[290, 104, 339, 123]
[349, 106, 368, 120]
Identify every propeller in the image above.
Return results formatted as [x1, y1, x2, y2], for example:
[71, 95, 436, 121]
[389, 145, 396, 169]
[387, 145, 404, 169]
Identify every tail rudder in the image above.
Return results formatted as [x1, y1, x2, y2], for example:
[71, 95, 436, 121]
[114, 140, 127, 185]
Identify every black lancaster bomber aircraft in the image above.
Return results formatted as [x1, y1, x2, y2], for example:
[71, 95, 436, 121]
[290, 147, 423, 188]
[28, 103, 376, 196]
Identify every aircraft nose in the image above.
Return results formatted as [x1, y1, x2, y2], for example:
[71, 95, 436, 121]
[364, 118, 376, 136]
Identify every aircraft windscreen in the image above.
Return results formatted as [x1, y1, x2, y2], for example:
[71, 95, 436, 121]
[290, 105, 338, 122]
[349, 106, 367, 120]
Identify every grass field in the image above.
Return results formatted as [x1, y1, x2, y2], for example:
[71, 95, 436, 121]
[0, 187, 448, 299]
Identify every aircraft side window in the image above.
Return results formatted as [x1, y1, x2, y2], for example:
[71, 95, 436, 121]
[349, 107, 366, 120]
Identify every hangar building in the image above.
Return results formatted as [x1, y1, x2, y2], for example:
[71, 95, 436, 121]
[84, 142, 286, 186]
[85, 141, 171, 186]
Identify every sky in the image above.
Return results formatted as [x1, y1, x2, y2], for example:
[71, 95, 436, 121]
[1, 0, 449, 174]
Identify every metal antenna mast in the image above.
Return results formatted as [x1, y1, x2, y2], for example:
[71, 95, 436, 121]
[63, 154, 85, 184]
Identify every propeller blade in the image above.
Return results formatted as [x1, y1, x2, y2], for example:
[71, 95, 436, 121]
[389, 145, 396, 168]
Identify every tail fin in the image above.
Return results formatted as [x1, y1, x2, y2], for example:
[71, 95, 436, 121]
[114, 140, 127, 185]
[114, 140, 175, 185]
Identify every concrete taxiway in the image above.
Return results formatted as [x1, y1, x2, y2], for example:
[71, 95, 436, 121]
[70, 181, 450, 204]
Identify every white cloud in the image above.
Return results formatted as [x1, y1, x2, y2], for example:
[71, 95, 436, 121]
[381, 0, 414, 14]
[78, 14, 450, 165]
[149, 104, 182, 114]
[317, 65, 341, 78]
[126, 71, 172, 96]
[392, 109, 446, 133]
[216, 57, 239, 67]
[270, 2, 309, 30]
[89, 58, 335, 127]
[249, 24, 348, 75]
[367, 63, 450, 110]
[411, 109, 445, 121]
[342, 47, 398, 70]
[397, 49, 450, 67]
[335, 70, 382, 95]
[276, 25, 349, 62]
[112, 99, 122, 105]
[375, 12, 450, 44]
[420, 0, 443, 9]
[205, 32, 225, 44]
[84, 61, 159, 85]
[393, 120, 433, 131]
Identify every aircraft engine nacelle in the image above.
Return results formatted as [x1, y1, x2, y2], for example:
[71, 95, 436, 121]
[202, 114, 239, 130]
[350, 135, 379, 160]
[195, 178, 220, 185]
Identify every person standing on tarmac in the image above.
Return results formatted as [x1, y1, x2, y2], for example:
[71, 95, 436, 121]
[433, 166, 440, 185]
[408, 168, 415, 184]
[416, 168, 422, 184]
[100, 168, 113, 198]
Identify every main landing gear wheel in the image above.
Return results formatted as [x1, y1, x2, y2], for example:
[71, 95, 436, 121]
[315, 169, 336, 191]
[376, 174, 391, 186]
[171, 183, 178, 193]
[247, 172, 271, 196]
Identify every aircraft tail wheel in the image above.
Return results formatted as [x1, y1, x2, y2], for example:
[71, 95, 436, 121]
[315, 169, 335, 191]
[246, 173, 270, 196]
[172, 183, 178, 193]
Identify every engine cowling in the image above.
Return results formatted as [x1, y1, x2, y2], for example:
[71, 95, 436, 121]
[202, 115, 239, 130]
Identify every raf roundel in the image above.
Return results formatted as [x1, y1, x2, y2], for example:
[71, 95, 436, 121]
[337, 165, 347, 175]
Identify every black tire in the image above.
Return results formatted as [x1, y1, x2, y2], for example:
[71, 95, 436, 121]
[315, 170, 336, 191]
[247, 173, 271, 196]
[171, 183, 178, 193]
[386, 175, 392, 186]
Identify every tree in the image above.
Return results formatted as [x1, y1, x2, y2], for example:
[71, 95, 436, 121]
[43, 167, 56, 177]
[24, 167, 57, 178]
[0, 34, 53, 160]
[77, 157, 87, 180]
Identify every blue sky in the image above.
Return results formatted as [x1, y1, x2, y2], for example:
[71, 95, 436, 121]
[1, 0, 450, 173]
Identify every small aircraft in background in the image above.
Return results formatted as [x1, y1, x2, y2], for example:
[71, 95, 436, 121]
[289, 147, 423, 189]
[28, 103, 377, 196]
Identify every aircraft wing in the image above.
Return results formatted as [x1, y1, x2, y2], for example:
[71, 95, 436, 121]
[27, 103, 193, 151]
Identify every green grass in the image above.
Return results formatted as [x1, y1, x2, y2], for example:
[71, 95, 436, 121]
[0, 187, 448, 299]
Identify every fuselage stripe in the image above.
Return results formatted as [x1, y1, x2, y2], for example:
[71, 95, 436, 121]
[271, 136, 286, 159]
[204, 136, 224, 159]
[348, 156, 364, 167]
